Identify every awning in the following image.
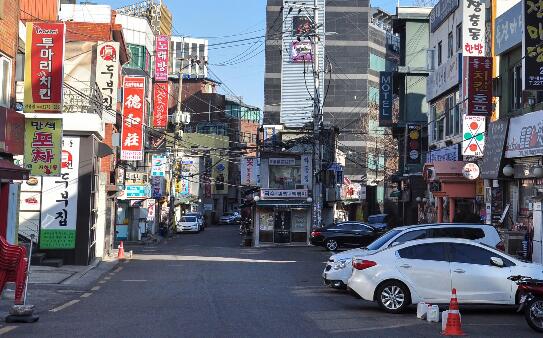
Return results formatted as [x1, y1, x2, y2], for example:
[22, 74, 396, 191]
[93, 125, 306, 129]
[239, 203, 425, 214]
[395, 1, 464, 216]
[0, 159, 30, 180]
[96, 141, 114, 158]
[256, 200, 311, 209]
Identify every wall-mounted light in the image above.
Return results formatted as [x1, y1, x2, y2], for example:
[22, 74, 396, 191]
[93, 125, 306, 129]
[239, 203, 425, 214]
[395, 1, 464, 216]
[254, 196, 260, 202]
[306, 197, 313, 203]
[503, 164, 515, 177]
[534, 165, 543, 178]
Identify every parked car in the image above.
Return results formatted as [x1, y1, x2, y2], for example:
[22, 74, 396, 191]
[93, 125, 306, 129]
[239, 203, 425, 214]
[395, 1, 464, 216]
[310, 221, 384, 251]
[219, 212, 241, 225]
[186, 212, 205, 230]
[367, 214, 391, 231]
[347, 238, 542, 313]
[176, 216, 200, 233]
[323, 223, 503, 289]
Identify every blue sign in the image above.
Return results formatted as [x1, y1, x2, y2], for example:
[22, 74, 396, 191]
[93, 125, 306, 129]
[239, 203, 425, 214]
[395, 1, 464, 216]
[216, 163, 225, 172]
[429, 0, 459, 33]
[124, 185, 149, 199]
[494, 2, 522, 55]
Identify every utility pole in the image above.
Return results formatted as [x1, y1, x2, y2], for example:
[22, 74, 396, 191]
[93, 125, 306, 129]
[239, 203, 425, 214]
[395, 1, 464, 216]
[312, 0, 322, 228]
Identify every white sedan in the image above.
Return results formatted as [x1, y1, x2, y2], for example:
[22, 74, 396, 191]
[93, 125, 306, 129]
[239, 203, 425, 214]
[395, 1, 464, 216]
[176, 216, 200, 233]
[347, 238, 543, 313]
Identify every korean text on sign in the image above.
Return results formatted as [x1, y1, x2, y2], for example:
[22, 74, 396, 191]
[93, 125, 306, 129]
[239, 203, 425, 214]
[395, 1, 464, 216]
[523, 0, 543, 90]
[120, 77, 145, 161]
[24, 23, 65, 113]
[24, 118, 62, 176]
[462, 0, 486, 56]
[154, 35, 169, 81]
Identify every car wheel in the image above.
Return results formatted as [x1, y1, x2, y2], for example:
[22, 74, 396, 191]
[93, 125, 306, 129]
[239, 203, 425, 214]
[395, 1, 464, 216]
[325, 239, 339, 251]
[376, 281, 411, 313]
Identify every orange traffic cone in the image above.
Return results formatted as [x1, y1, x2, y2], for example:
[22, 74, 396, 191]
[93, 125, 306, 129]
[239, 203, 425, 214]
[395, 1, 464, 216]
[443, 288, 465, 336]
[118, 241, 125, 260]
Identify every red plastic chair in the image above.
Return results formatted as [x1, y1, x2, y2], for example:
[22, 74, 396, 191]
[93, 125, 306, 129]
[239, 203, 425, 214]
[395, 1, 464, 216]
[0, 236, 28, 304]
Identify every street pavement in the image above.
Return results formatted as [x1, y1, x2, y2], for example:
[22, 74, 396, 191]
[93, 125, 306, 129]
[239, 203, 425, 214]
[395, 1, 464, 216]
[0, 224, 539, 337]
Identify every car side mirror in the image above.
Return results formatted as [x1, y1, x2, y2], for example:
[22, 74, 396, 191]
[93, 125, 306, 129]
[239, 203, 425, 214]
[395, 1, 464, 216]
[490, 256, 504, 268]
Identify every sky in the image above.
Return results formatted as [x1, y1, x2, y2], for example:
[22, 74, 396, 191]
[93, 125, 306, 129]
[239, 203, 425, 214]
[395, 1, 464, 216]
[102, 0, 417, 109]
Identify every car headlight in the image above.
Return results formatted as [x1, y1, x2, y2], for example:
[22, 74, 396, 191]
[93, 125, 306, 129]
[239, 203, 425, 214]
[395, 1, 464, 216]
[333, 259, 347, 270]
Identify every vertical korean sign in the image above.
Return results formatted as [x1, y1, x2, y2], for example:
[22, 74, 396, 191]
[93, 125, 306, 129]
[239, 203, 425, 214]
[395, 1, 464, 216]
[462, 0, 486, 56]
[154, 35, 169, 81]
[24, 118, 62, 175]
[379, 72, 393, 127]
[96, 41, 120, 123]
[462, 116, 486, 156]
[151, 155, 167, 177]
[301, 154, 312, 187]
[24, 22, 65, 113]
[153, 83, 168, 128]
[40, 136, 79, 249]
[121, 77, 145, 161]
[465, 56, 493, 115]
[523, 0, 543, 91]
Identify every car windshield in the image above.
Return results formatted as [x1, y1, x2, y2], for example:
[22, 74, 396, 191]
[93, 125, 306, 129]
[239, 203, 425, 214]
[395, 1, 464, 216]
[181, 216, 196, 222]
[366, 229, 402, 250]
[223, 213, 234, 217]
[368, 215, 386, 223]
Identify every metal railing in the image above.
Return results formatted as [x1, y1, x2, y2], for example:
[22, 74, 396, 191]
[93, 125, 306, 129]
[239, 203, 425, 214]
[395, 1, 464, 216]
[62, 81, 103, 118]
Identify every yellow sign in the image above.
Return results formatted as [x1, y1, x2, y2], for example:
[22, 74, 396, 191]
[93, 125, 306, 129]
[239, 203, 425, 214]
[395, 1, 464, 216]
[24, 118, 62, 176]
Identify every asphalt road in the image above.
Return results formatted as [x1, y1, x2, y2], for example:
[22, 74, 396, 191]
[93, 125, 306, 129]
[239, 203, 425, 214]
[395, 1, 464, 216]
[3, 225, 540, 337]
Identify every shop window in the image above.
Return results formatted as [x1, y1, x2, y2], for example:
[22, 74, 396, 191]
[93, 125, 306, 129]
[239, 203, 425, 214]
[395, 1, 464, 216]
[291, 210, 308, 242]
[512, 63, 523, 110]
[0, 55, 11, 108]
[448, 32, 454, 58]
[437, 41, 442, 66]
[456, 23, 462, 51]
[269, 164, 301, 189]
[445, 95, 457, 136]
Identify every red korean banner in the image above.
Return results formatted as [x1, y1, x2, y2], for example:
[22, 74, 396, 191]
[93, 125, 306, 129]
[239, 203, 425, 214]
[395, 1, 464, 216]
[24, 22, 65, 113]
[153, 82, 168, 128]
[154, 35, 169, 81]
[121, 76, 145, 161]
[465, 56, 492, 116]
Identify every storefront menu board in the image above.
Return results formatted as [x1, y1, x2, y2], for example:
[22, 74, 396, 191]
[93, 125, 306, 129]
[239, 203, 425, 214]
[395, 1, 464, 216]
[481, 119, 509, 179]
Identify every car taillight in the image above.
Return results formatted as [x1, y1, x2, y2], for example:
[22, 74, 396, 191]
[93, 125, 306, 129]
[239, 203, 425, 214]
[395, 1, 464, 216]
[311, 231, 321, 237]
[496, 240, 505, 252]
[352, 259, 377, 270]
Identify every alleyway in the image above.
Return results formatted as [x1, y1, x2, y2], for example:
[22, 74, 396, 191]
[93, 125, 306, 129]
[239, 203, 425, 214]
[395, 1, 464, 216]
[3, 225, 539, 338]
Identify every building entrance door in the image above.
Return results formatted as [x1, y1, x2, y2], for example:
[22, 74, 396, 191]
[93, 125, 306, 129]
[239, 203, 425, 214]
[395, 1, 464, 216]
[274, 210, 291, 243]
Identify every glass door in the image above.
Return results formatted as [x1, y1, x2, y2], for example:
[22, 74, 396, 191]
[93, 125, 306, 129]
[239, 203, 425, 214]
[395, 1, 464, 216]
[274, 210, 291, 243]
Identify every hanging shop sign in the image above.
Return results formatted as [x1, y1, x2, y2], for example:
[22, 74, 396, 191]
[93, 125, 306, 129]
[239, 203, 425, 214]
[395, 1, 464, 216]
[427, 53, 461, 101]
[406, 124, 422, 164]
[120, 76, 145, 161]
[481, 119, 509, 179]
[24, 22, 65, 113]
[118, 185, 150, 200]
[505, 110, 543, 158]
[241, 156, 260, 186]
[291, 41, 312, 63]
[494, 2, 522, 55]
[463, 56, 492, 116]
[260, 189, 308, 199]
[462, 162, 480, 180]
[115, 167, 125, 186]
[95, 41, 120, 123]
[151, 176, 165, 199]
[427, 144, 459, 163]
[378, 71, 393, 127]
[301, 154, 312, 187]
[154, 35, 169, 81]
[152, 82, 168, 128]
[429, 0, 459, 32]
[40, 136, 79, 249]
[0, 107, 25, 155]
[24, 118, 62, 176]
[292, 16, 312, 36]
[462, 115, 485, 157]
[523, 0, 543, 91]
[269, 158, 295, 166]
[145, 199, 156, 222]
[462, 0, 486, 56]
[151, 155, 167, 177]
[125, 171, 148, 185]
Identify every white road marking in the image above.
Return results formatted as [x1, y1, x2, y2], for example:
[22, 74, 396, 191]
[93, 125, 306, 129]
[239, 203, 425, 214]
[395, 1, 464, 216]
[80, 293, 92, 298]
[0, 326, 18, 335]
[121, 279, 147, 282]
[114, 267, 123, 273]
[49, 299, 80, 312]
[98, 280, 106, 284]
[91, 286, 101, 291]
[104, 276, 111, 280]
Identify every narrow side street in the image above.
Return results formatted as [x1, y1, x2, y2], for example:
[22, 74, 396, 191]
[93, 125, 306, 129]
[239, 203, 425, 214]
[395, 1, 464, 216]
[1, 225, 537, 338]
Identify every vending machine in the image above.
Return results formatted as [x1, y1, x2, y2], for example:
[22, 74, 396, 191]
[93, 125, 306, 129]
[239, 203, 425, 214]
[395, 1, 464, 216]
[532, 196, 543, 264]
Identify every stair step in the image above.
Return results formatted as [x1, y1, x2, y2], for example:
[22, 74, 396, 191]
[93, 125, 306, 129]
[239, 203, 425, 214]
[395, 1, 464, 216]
[40, 258, 63, 268]
[30, 253, 46, 265]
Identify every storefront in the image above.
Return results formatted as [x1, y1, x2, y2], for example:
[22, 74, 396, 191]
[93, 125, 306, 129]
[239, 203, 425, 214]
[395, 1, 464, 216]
[423, 161, 482, 223]
[253, 199, 312, 246]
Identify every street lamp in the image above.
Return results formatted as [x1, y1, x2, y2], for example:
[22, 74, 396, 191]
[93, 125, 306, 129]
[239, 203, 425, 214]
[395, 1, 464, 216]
[306, 197, 313, 203]
[503, 164, 514, 177]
